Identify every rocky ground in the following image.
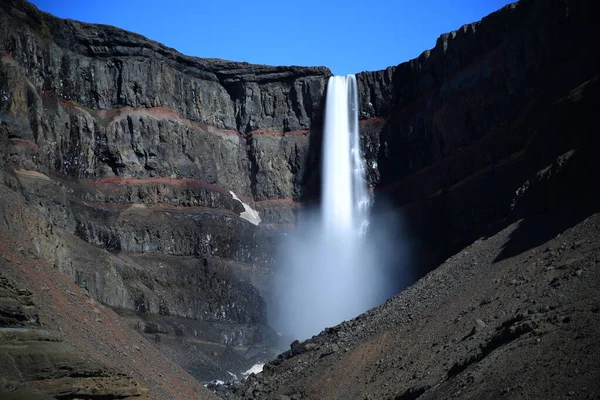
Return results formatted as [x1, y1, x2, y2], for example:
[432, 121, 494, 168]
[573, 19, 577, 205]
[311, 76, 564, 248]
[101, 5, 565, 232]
[220, 198, 600, 399]
[0, 230, 216, 399]
[116, 309, 279, 383]
[0, 274, 149, 399]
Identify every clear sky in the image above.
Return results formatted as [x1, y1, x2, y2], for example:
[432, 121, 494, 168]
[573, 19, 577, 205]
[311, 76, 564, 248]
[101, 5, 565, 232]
[29, 0, 514, 76]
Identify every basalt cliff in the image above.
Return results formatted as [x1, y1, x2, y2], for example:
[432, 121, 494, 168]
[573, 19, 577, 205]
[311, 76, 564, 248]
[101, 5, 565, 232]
[1, 0, 599, 398]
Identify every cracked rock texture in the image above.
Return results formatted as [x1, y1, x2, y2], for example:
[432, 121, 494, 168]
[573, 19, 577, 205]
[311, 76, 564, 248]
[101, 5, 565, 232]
[0, 248, 218, 399]
[219, 0, 600, 398]
[0, 0, 325, 385]
[0, 0, 327, 323]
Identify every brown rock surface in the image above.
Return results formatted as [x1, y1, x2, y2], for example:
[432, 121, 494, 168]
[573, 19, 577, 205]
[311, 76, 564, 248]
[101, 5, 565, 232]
[0, 233, 215, 399]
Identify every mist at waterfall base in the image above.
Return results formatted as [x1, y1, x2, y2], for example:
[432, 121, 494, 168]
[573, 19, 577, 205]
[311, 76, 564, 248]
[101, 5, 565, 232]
[270, 75, 411, 341]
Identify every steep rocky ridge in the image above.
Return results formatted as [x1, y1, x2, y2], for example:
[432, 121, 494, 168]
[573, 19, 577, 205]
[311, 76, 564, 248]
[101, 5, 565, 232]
[221, 139, 600, 398]
[355, 0, 600, 275]
[0, 275, 150, 399]
[224, 205, 600, 399]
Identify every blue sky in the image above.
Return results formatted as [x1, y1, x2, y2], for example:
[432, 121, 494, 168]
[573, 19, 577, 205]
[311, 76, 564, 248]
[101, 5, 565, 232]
[30, 0, 514, 75]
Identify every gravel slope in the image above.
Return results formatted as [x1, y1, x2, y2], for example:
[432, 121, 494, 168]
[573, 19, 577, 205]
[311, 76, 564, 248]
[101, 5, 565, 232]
[220, 200, 600, 399]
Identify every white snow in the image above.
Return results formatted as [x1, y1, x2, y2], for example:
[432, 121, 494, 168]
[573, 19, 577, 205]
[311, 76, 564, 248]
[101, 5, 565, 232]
[230, 191, 261, 225]
[227, 371, 237, 380]
[203, 379, 224, 387]
[242, 363, 264, 376]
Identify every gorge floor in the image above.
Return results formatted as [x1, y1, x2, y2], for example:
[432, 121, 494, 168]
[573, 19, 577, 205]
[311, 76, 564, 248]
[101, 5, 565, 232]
[219, 201, 600, 399]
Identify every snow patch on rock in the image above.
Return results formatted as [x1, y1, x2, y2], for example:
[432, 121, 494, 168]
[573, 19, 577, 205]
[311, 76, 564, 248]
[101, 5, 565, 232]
[230, 191, 261, 225]
[243, 363, 264, 376]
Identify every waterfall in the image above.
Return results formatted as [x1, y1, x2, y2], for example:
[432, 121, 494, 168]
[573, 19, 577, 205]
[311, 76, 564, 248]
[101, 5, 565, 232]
[322, 74, 371, 237]
[272, 74, 393, 341]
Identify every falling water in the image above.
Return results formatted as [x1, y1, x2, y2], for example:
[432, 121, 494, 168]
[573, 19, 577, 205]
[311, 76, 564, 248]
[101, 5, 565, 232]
[271, 74, 400, 341]
[322, 74, 371, 237]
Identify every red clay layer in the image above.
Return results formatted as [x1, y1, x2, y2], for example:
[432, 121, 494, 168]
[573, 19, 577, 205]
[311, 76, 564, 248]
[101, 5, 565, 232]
[246, 129, 309, 137]
[9, 138, 38, 148]
[58, 98, 86, 112]
[87, 103, 308, 138]
[254, 198, 301, 207]
[42, 170, 301, 212]
[1, 51, 15, 62]
[359, 117, 386, 125]
[81, 199, 238, 216]
[89, 176, 239, 198]
[36, 90, 311, 139]
[97, 107, 241, 137]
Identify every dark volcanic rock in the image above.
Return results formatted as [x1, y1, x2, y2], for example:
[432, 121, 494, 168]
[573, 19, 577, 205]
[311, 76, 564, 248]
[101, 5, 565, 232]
[0, 0, 315, 329]
[0, 232, 215, 399]
[222, 204, 600, 400]
[0, 0, 329, 217]
[356, 0, 600, 276]
[218, 0, 600, 398]
[0, 180, 270, 325]
[0, 0, 321, 383]
[0, 0, 329, 134]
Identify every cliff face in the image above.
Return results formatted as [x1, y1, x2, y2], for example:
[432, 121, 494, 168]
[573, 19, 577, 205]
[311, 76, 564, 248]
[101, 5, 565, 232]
[1, 0, 599, 391]
[356, 0, 600, 274]
[0, 0, 331, 328]
[0, 275, 149, 400]
[0, 0, 329, 201]
[0, 0, 332, 384]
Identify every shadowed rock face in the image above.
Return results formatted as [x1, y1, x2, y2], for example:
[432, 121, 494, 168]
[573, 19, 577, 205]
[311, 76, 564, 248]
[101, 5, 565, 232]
[224, 204, 600, 400]
[355, 0, 600, 277]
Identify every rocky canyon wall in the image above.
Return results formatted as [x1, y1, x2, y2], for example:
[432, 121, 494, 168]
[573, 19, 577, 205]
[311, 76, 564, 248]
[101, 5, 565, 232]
[0, 0, 331, 332]
[355, 0, 599, 274]
[1, 0, 599, 385]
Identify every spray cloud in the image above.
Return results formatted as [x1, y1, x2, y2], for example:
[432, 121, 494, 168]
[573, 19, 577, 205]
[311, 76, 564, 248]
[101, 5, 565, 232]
[271, 75, 408, 341]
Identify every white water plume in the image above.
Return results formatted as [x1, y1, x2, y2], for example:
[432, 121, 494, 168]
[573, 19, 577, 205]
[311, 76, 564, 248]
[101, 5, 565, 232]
[271, 75, 402, 341]
[322, 75, 371, 237]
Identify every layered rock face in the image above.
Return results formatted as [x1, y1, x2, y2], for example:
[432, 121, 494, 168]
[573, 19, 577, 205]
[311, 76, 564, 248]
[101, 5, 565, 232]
[0, 0, 330, 384]
[356, 0, 600, 275]
[0, 274, 150, 399]
[0, 0, 330, 329]
[0, 0, 328, 197]
[0, 233, 217, 399]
